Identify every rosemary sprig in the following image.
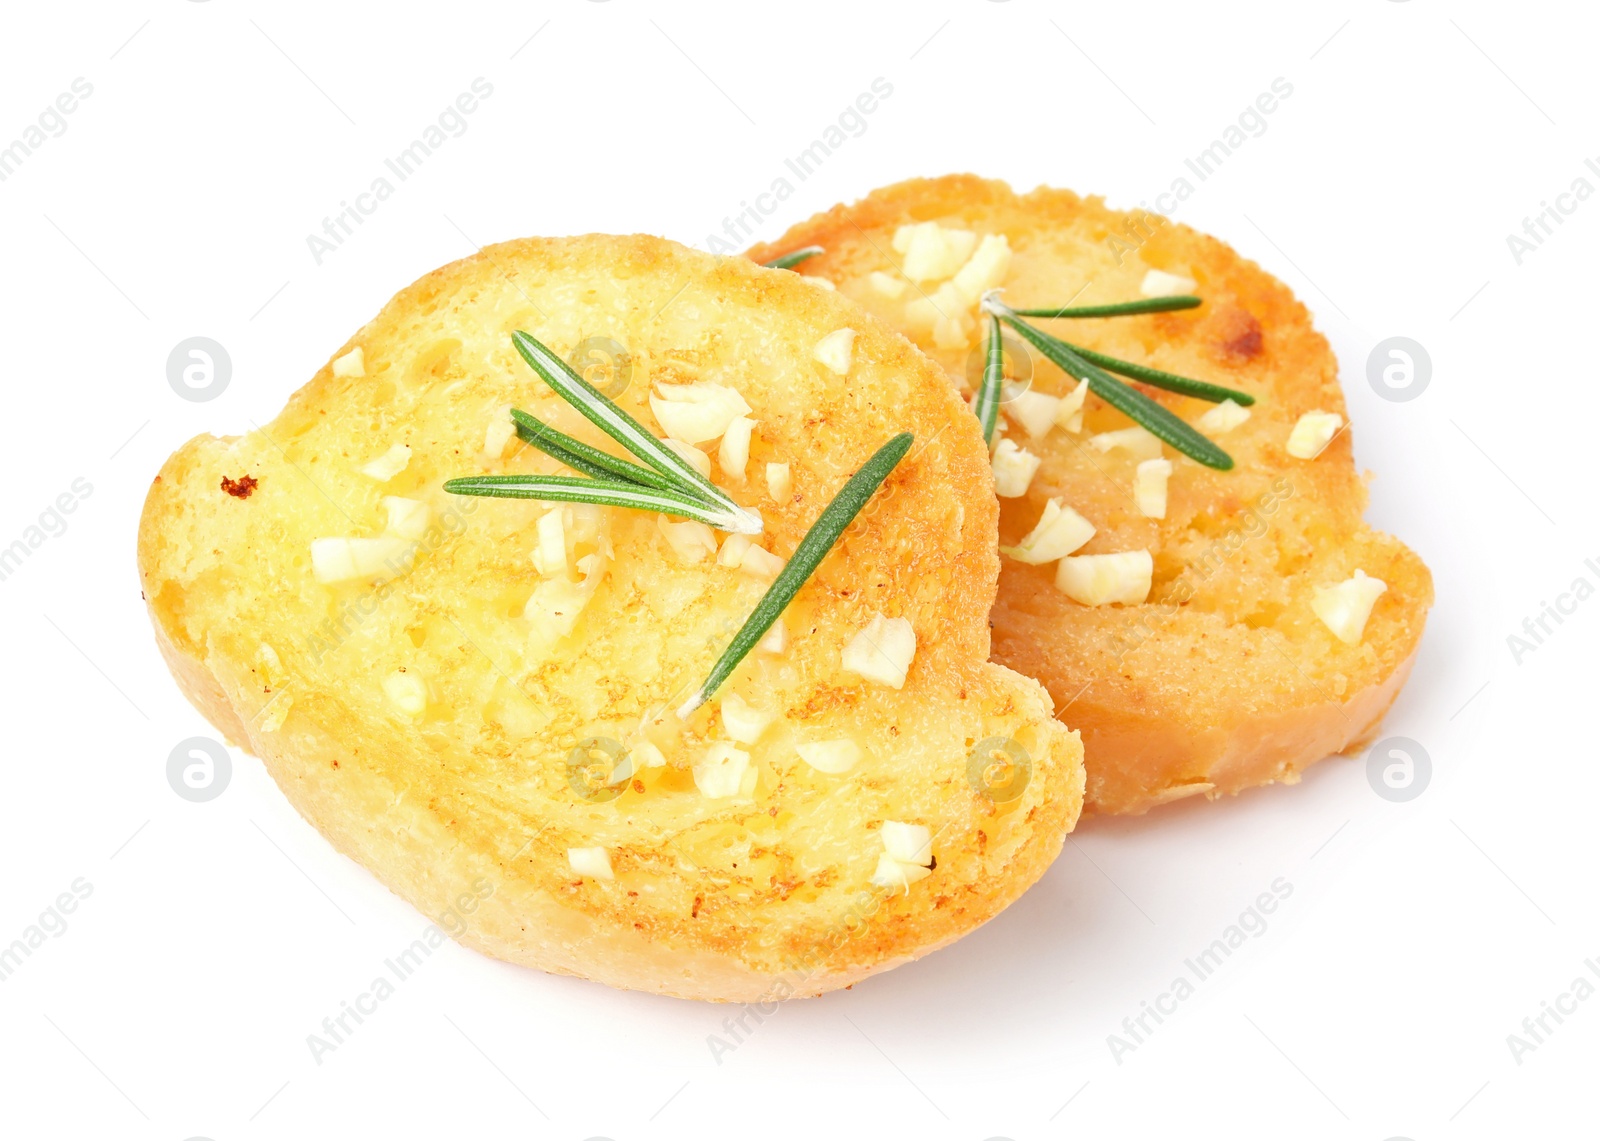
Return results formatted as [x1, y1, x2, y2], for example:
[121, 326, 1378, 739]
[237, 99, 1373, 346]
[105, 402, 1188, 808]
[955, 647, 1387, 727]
[678, 431, 913, 717]
[511, 331, 762, 533]
[983, 296, 1233, 470]
[975, 314, 1003, 447]
[444, 332, 763, 534]
[763, 245, 824, 270]
[1011, 295, 1201, 319]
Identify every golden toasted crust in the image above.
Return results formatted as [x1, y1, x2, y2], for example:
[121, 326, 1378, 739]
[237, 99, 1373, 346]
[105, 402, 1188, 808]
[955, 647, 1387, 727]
[749, 176, 1432, 814]
[137, 233, 1082, 1000]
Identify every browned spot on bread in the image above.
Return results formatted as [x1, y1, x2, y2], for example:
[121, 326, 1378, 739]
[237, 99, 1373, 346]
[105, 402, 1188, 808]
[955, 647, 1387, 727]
[220, 475, 258, 499]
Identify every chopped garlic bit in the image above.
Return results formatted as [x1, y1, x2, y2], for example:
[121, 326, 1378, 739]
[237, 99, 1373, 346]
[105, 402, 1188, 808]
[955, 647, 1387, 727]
[766, 462, 792, 503]
[311, 536, 411, 584]
[896, 222, 978, 281]
[757, 618, 787, 655]
[796, 739, 860, 774]
[903, 282, 967, 332]
[662, 437, 712, 479]
[932, 313, 973, 350]
[650, 382, 752, 445]
[657, 514, 717, 564]
[739, 544, 785, 582]
[381, 496, 431, 540]
[719, 415, 756, 481]
[867, 270, 906, 299]
[632, 740, 667, 769]
[881, 821, 934, 866]
[694, 742, 750, 799]
[382, 669, 427, 717]
[331, 346, 365, 378]
[1287, 410, 1344, 459]
[533, 508, 568, 577]
[1055, 550, 1154, 606]
[870, 851, 931, 891]
[1141, 269, 1197, 297]
[841, 612, 917, 689]
[567, 846, 614, 881]
[950, 233, 1013, 304]
[1135, 459, 1172, 519]
[720, 693, 773, 744]
[813, 328, 857, 375]
[360, 443, 412, 482]
[991, 438, 1042, 497]
[1001, 498, 1096, 564]
[525, 553, 606, 649]
[1002, 385, 1062, 440]
[718, 533, 753, 569]
[483, 408, 516, 459]
[1198, 398, 1251, 434]
[1312, 569, 1387, 645]
[1055, 378, 1090, 433]
[1089, 426, 1163, 461]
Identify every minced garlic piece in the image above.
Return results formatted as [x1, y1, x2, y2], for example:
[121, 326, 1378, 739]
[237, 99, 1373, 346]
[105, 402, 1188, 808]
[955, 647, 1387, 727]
[932, 312, 973, 349]
[382, 670, 427, 717]
[870, 851, 931, 890]
[1089, 426, 1162, 461]
[1002, 386, 1061, 440]
[881, 821, 933, 866]
[766, 462, 792, 503]
[533, 508, 567, 577]
[1001, 498, 1095, 564]
[902, 281, 965, 331]
[719, 415, 755, 481]
[991, 438, 1041, 497]
[757, 618, 787, 655]
[1287, 410, 1343, 459]
[331, 346, 365, 377]
[483, 409, 516, 459]
[841, 612, 917, 689]
[360, 444, 411, 481]
[525, 553, 605, 649]
[720, 693, 773, 744]
[380, 496, 431, 540]
[718, 533, 753, 569]
[657, 515, 717, 564]
[1312, 569, 1387, 644]
[950, 233, 1013, 303]
[1141, 269, 1197, 297]
[311, 536, 411, 583]
[1198, 398, 1251, 433]
[738, 544, 784, 582]
[896, 222, 977, 281]
[813, 328, 856, 375]
[1135, 459, 1172, 519]
[662, 437, 712, 479]
[650, 382, 752, 445]
[632, 740, 667, 769]
[567, 846, 613, 881]
[694, 742, 750, 799]
[1055, 550, 1153, 606]
[796, 739, 860, 774]
[1055, 378, 1090, 433]
[867, 270, 906, 299]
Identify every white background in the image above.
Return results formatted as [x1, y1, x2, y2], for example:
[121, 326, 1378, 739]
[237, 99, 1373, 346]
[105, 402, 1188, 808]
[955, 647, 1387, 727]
[1, 1, 1594, 1138]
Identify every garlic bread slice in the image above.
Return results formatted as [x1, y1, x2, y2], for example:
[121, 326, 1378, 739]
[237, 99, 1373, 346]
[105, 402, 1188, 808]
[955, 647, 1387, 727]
[749, 176, 1432, 815]
[137, 234, 1083, 1001]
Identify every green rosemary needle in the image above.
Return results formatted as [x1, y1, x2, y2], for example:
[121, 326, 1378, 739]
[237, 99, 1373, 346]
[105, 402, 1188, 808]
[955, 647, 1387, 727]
[678, 431, 914, 717]
[763, 245, 824, 270]
[442, 474, 743, 529]
[1011, 295, 1201, 319]
[509, 408, 690, 493]
[1058, 342, 1255, 406]
[984, 298, 1233, 470]
[975, 314, 1003, 447]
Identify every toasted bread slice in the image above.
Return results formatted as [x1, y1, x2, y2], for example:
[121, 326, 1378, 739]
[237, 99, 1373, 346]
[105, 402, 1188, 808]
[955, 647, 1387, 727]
[748, 176, 1432, 815]
[137, 233, 1082, 1001]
